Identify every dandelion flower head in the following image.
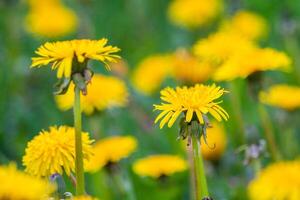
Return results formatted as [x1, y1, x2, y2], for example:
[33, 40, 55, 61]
[193, 31, 256, 64]
[248, 161, 300, 200]
[222, 10, 267, 40]
[0, 163, 56, 199]
[25, 0, 77, 38]
[31, 39, 120, 78]
[168, 0, 222, 28]
[55, 74, 128, 115]
[133, 154, 187, 178]
[201, 122, 227, 161]
[259, 84, 300, 110]
[172, 49, 215, 83]
[154, 84, 229, 129]
[132, 54, 173, 95]
[23, 126, 94, 177]
[86, 136, 137, 172]
[73, 195, 99, 200]
[213, 48, 291, 81]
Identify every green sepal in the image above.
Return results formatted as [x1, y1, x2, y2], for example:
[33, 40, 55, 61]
[53, 78, 71, 95]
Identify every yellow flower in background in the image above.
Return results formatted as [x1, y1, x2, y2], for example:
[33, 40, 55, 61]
[222, 10, 267, 40]
[259, 84, 300, 110]
[132, 55, 173, 95]
[23, 126, 94, 177]
[133, 154, 187, 178]
[31, 39, 120, 78]
[201, 122, 227, 161]
[168, 0, 222, 28]
[73, 195, 99, 200]
[193, 31, 256, 64]
[172, 49, 215, 83]
[25, 0, 77, 38]
[154, 84, 229, 129]
[86, 136, 137, 172]
[248, 161, 300, 200]
[55, 74, 128, 115]
[0, 163, 55, 199]
[213, 48, 291, 81]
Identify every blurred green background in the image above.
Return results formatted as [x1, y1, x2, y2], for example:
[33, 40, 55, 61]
[0, 0, 299, 199]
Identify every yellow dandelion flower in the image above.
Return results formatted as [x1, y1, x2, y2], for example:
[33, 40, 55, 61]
[86, 136, 137, 172]
[132, 55, 172, 95]
[55, 74, 128, 115]
[201, 122, 227, 161]
[259, 84, 300, 110]
[25, 0, 77, 38]
[168, 0, 222, 28]
[31, 39, 120, 78]
[172, 49, 215, 83]
[0, 163, 56, 200]
[133, 154, 187, 178]
[213, 48, 291, 81]
[222, 10, 267, 40]
[154, 84, 229, 129]
[73, 195, 99, 200]
[23, 126, 94, 177]
[193, 31, 256, 64]
[248, 161, 300, 200]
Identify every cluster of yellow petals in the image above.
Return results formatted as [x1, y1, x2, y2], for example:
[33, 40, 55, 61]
[0, 163, 55, 199]
[201, 122, 227, 161]
[221, 10, 267, 40]
[259, 84, 300, 110]
[86, 136, 137, 172]
[132, 50, 217, 95]
[73, 195, 99, 200]
[172, 49, 215, 83]
[25, 0, 78, 38]
[55, 74, 128, 115]
[23, 126, 94, 177]
[193, 31, 257, 64]
[31, 39, 120, 78]
[154, 84, 229, 129]
[248, 161, 300, 200]
[131, 55, 173, 95]
[213, 48, 291, 81]
[168, 0, 222, 28]
[133, 155, 187, 178]
[193, 10, 291, 81]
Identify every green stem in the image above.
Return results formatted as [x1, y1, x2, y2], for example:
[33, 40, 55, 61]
[258, 104, 281, 161]
[192, 133, 209, 199]
[74, 86, 85, 195]
[228, 82, 246, 145]
[187, 144, 196, 200]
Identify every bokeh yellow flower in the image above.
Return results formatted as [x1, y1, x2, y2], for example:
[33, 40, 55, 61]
[25, 0, 77, 38]
[86, 136, 137, 172]
[133, 154, 187, 178]
[213, 48, 291, 81]
[193, 31, 256, 64]
[131, 55, 172, 95]
[172, 49, 215, 83]
[154, 84, 229, 129]
[23, 126, 94, 177]
[201, 122, 227, 161]
[73, 195, 99, 200]
[0, 163, 56, 199]
[55, 74, 128, 115]
[31, 39, 120, 78]
[221, 10, 267, 40]
[248, 161, 300, 200]
[259, 84, 300, 110]
[168, 0, 222, 28]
